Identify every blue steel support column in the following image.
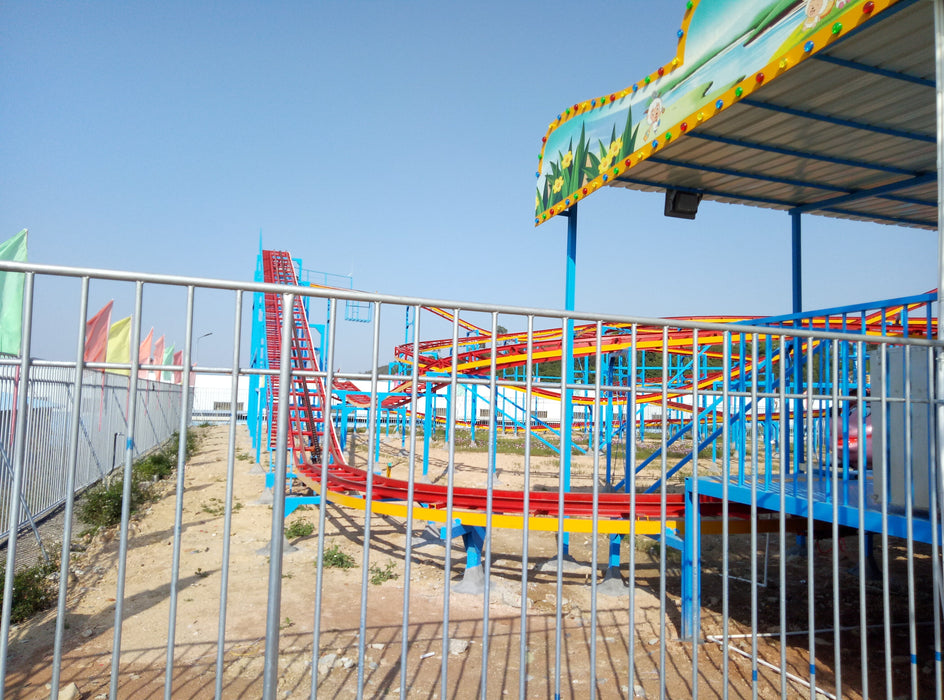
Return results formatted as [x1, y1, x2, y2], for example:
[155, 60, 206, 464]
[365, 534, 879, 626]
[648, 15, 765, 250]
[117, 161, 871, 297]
[423, 390, 433, 478]
[791, 210, 804, 468]
[470, 387, 478, 446]
[445, 383, 453, 445]
[681, 481, 701, 640]
[247, 256, 265, 452]
[562, 204, 577, 557]
[374, 398, 381, 463]
[605, 355, 613, 485]
[321, 295, 330, 366]
[791, 210, 802, 314]
[604, 354, 622, 575]
[254, 389, 262, 464]
[338, 402, 349, 453]
[607, 534, 622, 569]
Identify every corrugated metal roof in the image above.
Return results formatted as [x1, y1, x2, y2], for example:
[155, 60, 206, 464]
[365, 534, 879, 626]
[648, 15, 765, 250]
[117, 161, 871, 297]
[608, 0, 936, 230]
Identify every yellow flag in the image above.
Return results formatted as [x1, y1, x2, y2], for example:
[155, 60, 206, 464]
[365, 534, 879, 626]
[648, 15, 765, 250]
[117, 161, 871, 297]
[106, 316, 132, 376]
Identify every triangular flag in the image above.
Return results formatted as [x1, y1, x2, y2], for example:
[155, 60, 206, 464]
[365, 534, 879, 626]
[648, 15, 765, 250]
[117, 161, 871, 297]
[172, 350, 184, 384]
[0, 229, 28, 355]
[106, 316, 132, 376]
[84, 300, 113, 363]
[162, 344, 175, 382]
[138, 328, 153, 379]
[151, 335, 164, 381]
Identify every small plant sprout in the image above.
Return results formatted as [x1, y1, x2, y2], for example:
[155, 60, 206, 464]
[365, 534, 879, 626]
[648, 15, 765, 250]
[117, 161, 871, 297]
[368, 561, 398, 585]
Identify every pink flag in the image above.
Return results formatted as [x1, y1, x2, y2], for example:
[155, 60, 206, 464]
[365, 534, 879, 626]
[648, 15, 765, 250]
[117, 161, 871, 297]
[151, 335, 165, 381]
[173, 350, 183, 384]
[138, 328, 153, 379]
[84, 301, 113, 363]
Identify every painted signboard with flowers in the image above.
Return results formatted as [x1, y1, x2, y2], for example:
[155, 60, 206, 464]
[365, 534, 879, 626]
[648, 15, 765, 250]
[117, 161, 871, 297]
[534, 0, 896, 226]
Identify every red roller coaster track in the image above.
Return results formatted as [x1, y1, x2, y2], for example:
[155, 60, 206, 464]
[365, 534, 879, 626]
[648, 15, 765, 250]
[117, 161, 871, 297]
[259, 249, 752, 525]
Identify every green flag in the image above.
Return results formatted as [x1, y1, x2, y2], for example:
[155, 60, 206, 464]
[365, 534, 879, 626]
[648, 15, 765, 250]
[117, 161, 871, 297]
[162, 344, 175, 382]
[0, 229, 28, 355]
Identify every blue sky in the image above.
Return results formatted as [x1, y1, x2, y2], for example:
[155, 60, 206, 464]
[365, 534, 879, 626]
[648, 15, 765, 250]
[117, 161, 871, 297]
[1, 1, 937, 370]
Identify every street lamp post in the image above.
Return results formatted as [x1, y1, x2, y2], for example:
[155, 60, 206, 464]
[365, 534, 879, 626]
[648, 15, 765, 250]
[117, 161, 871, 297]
[195, 331, 213, 367]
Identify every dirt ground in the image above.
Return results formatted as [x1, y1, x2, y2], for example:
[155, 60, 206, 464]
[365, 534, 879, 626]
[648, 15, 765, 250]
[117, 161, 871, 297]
[3, 424, 938, 699]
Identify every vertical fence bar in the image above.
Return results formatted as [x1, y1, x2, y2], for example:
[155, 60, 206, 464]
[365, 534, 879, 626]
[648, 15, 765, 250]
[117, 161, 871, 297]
[723, 330, 732, 700]
[319, 295, 339, 695]
[261, 292, 294, 700]
[628, 323, 639, 699]
[439, 308, 460, 698]
[829, 339, 842, 700]
[804, 335, 815, 699]
[659, 325, 668, 700]
[904, 344, 918, 699]
[398, 303, 421, 700]
[690, 327, 700, 698]
[163, 285, 195, 699]
[554, 314, 573, 700]
[777, 334, 787, 700]
[589, 321, 603, 698]
[878, 342, 894, 699]
[750, 334, 759, 700]
[0, 271, 34, 696]
[518, 315, 535, 700]
[357, 300, 383, 700]
[855, 340, 869, 699]
[480, 311, 498, 700]
[929, 341, 944, 700]
[49, 277, 91, 697]
[109, 280, 144, 700]
[214, 290, 243, 700]
[311, 297, 339, 700]
[933, 2, 944, 698]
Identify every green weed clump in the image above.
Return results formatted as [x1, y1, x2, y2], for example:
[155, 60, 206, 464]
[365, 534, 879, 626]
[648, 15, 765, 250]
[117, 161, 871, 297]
[166, 429, 198, 461]
[285, 519, 315, 539]
[322, 544, 355, 569]
[80, 429, 198, 529]
[134, 451, 174, 481]
[0, 560, 58, 623]
[80, 476, 150, 528]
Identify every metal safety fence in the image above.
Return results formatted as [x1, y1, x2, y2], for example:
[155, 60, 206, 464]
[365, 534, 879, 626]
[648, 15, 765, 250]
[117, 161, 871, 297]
[0, 258, 942, 700]
[0, 361, 184, 548]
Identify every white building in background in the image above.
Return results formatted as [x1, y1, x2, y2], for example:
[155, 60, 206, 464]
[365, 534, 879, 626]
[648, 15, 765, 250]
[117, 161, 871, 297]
[191, 374, 250, 423]
[190, 373, 667, 431]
